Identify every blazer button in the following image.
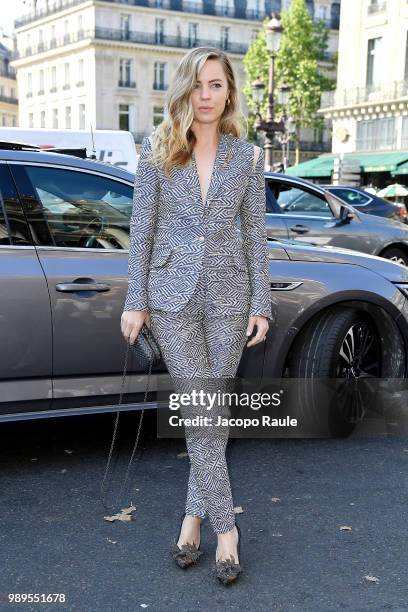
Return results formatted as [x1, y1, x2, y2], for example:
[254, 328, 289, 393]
[198, 236, 205, 242]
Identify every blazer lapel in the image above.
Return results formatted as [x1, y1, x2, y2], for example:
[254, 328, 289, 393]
[188, 133, 234, 208]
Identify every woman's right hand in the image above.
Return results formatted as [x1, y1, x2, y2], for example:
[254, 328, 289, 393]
[121, 310, 150, 345]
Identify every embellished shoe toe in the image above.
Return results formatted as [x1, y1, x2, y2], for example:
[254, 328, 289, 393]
[171, 513, 203, 569]
[214, 523, 242, 585]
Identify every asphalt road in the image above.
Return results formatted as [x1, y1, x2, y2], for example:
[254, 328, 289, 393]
[0, 409, 407, 612]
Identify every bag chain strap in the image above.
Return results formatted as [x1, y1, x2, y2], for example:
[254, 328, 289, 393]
[99, 337, 154, 514]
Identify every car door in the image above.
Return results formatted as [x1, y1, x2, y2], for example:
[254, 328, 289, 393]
[9, 161, 163, 412]
[268, 177, 376, 252]
[264, 179, 289, 240]
[0, 163, 52, 418]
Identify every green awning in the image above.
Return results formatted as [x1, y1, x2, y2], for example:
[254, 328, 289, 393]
[285, 151, 408, 178]
[285, 156, 334, 178]
[392, 160, 408, 175]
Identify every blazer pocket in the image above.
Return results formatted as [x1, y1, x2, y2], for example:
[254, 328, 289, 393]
[149, 246, 173, 269]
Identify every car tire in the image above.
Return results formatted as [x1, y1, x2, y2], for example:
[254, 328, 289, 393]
[287, 306, 382, 438]
[381, 247, 408, 267]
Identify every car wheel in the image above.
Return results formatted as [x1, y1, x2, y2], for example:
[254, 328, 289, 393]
[381, 247, 408, 267]
[288, 307, 382, 438]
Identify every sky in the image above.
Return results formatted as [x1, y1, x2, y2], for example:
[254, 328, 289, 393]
[1, 1, 24, 36]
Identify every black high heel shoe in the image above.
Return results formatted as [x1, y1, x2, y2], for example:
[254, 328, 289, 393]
[170, 512, 203, 569]
[215, 523, 242, 585]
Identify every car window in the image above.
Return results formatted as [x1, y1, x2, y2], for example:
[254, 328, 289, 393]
[0, 196, 9, 245]
[24, 166, 133, 249]
[329, 188, 370, 206]
[271, 184, 333, 217]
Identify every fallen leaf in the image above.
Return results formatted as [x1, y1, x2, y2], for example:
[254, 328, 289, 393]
[60, 469, 67, 474]
[271, 497, 281, 503]
[176, 452, 188, 459]
[30, 458, 38, 461]
[104, 503, 136, 522]
[65, 449, 73, 454]
[107, 538, 117, 544]
[140, 605, 149, 609]
[272, 532, 283, 537]
[233, 506, 244, 514]
[364, 575, 379, 583]
[340, 526, 352, 531]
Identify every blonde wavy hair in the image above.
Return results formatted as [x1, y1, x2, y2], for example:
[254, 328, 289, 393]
[148, 47, 248, 178]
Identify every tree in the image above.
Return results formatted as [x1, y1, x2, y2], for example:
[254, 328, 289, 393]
[242, 0, 336, 165]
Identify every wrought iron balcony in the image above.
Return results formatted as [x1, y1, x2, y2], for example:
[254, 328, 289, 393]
[320, 79, 408, 109]
[118, 80, 137, 88]
[12, 26, 247, 59]
[14, 0, 339, 30]
[0, 94, 18, 105]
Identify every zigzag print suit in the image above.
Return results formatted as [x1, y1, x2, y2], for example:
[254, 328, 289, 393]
[123, 133, 273, 533]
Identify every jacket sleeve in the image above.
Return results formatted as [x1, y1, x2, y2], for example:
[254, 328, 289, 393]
[123, 136, 159, 312]
[240, 145, 274, 321]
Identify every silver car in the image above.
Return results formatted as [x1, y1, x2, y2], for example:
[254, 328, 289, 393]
[1, 147, 407, 431]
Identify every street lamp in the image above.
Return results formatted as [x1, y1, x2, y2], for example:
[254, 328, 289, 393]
[275, 83, 296, 171]
[252, 12, 286, 171]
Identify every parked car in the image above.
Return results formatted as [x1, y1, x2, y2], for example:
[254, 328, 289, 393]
[266, 173, 408, 266]
[1, 145, 407, 437]
[322, 184, 407, 224]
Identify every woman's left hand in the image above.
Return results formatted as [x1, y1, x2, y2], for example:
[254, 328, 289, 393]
[245, 315, 269, 347]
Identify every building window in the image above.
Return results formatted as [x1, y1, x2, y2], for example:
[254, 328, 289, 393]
[153, 62, 166, 90]
[356, 117, 396, 151]
[51, 24, 56, 48]
[155, 18, 165, 44]
[119, 58, 133, 87]
[40, 110, 45, 128]
[39, 69, 44, 94]
[2, 114, 7, 126]
[52, 108, 58, 129]
[64, 19, 70, 44]
[366, 37, 382, 88]
[51, 66, 57, 91]
[65, 106, 71, 129]
[119, 104, 130, 130]
[64, 63, 70, 89]
[77, 59, 84, 86]
[27, 72, 32, 96]
[12, 116, 17, 127]
[29, 113, 34, 128]
[188, 23, 198, 47]
[405, 31, 408, 82]
[221, 26, 229, 51]
[79, 104, 86, 129]
[153, 105, 165, 128]
[120, 13, 131, 40]
[78, 14, 84, 36]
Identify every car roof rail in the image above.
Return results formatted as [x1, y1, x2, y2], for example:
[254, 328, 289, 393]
[0, 140, 88, 159]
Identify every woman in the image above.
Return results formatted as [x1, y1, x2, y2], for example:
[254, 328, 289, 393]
[121, 46, 272, 585]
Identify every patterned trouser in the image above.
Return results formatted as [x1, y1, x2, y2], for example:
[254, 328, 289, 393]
[149, 264, 250, 534]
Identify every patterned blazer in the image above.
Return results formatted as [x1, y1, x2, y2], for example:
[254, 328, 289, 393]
[123, 132, 273, 320]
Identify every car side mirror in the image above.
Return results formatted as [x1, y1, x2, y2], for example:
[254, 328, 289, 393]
[338, 205, 354, 224]
[325, 191, 356, 224]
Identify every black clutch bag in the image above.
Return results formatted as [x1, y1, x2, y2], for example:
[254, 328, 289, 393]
[131, 323, 162, 369]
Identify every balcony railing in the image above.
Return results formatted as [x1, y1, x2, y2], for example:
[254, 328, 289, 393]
[94, 26, 248, 53]
[0, 94, 18, 105]
[118, 80, 136, 88]
[0, 67, 16, 79]
[14, 0, 340, 29]
[320, 79, 408, 108]
[13, 26, 248, 59]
